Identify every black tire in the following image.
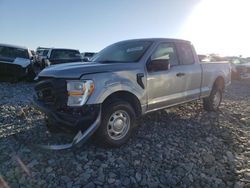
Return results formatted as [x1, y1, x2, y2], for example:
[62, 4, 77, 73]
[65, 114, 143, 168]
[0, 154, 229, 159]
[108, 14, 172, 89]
[203, 86, 223, 111]
[96, 100, 136, 147]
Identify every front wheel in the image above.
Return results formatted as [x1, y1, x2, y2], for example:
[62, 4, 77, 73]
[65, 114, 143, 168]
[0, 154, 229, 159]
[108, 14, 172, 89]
[96, 101, 136, 147]
[203, 86, 223, 111]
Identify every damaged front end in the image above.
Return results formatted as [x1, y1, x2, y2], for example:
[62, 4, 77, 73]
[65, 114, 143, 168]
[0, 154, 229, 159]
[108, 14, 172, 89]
[0, 57, 32, 80]
[33, 78, 101, 150]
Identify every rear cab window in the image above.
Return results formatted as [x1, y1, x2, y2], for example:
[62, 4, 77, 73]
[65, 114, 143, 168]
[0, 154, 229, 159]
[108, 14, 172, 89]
[176, 43, 195, 65]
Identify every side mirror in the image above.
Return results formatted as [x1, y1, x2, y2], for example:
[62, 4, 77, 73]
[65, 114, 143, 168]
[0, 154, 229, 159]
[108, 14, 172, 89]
[147, 59, 170, 72]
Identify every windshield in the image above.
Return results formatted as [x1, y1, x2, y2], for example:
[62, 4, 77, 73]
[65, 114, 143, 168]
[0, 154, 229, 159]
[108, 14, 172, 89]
[84, 52, 95, 57]
[92, 41, 152, 63]
[0, 46, 29, 59]
[42, 49, 49, 56]
[50, 49, 80, 59]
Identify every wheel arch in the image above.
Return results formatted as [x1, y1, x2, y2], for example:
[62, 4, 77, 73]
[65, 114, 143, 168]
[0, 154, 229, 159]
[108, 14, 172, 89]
[102, 90, 142, 117]
[213, 76, 225, 90]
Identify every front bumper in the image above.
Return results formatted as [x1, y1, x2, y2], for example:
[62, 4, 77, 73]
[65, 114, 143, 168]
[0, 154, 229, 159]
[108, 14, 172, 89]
[0, 63, 29, 79]
[33, 98, 101, 132]
[33, 98, 102, 150]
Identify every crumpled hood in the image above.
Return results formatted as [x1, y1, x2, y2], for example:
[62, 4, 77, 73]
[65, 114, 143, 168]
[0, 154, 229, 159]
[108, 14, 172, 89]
[38, 61, 137, 79]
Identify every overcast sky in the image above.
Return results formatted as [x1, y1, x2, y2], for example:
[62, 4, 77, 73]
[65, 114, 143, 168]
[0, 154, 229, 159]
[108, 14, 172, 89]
[0, 0, 249, 56]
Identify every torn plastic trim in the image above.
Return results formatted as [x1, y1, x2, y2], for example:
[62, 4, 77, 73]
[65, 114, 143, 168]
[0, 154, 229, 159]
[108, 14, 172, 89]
[36, 109, 101, 150]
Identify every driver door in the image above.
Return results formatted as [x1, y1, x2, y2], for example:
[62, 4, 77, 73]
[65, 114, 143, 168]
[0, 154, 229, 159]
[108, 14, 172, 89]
[146, 42, 187, 111]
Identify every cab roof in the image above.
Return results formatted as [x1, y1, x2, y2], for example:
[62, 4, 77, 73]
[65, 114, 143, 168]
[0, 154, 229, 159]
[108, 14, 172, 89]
[0, 43, 28, 50]
[120, 38, 191, 44]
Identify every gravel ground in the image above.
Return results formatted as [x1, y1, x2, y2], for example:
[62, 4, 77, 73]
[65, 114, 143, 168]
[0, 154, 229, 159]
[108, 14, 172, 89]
[0, 80, 250, 188]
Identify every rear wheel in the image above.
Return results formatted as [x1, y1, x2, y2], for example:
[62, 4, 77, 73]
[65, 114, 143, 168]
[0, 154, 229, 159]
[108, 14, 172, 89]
[96, 100, 136, 147]
[203, 86, 223, 111]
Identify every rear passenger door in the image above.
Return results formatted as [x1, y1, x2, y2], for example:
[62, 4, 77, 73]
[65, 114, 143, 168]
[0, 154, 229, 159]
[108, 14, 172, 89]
[175, 43, 202, 101]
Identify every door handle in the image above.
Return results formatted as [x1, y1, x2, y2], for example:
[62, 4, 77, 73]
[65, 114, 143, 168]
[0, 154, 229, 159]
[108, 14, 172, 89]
[176, 72, 185, 77]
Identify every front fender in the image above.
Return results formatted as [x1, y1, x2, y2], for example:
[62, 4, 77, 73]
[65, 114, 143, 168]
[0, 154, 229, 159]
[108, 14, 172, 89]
[81, 70, 146, 109]
[87, 82, 144, 104]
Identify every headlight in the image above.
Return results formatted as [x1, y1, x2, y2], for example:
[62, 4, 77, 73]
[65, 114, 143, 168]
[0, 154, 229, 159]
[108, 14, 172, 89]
[67, 80, 94, 106]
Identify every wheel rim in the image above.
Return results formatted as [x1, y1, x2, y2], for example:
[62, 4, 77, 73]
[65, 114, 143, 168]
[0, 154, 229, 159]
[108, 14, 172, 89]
[107, 110, 130, 140]
[213, 90, 221, 108]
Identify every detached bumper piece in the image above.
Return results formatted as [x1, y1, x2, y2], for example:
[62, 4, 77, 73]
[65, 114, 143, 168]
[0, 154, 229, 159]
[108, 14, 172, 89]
[37, 110, 101, 150]
[34, 78, 100, 130]
[33, 78, 102, 150]
[33, 99, 100, 130]
[33, 99, 101, 150]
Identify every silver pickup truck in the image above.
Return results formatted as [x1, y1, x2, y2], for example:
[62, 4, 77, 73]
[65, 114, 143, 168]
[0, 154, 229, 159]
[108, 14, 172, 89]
[33, 38, 231, 149]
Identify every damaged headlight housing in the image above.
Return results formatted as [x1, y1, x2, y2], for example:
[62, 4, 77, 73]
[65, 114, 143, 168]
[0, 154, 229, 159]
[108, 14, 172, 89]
[67, 80, 94, 106]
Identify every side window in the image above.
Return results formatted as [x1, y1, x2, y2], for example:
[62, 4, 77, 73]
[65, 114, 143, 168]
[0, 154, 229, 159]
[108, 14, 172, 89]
[176, 43, 195, 65]
[147, 43, 178, 72]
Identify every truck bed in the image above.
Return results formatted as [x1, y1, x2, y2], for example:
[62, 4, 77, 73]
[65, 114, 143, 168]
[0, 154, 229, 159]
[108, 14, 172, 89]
[200, 61, 231, 97]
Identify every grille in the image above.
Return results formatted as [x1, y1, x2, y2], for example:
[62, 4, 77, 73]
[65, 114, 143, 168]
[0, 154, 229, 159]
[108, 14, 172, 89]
[0, 62, 25, 77]
[35, 78, 67, 108]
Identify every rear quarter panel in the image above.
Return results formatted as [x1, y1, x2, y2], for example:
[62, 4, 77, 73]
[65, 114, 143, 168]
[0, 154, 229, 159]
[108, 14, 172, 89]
[200, 61, 231, 97]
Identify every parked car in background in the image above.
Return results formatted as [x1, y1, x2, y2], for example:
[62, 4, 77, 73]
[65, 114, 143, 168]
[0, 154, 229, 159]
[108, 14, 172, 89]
[30, 50, 38, 65]
[0, 43, 36, 82]
[198, 54, 207, 62]
[231, 58, 250, 80]
[36, 47, 50, 53]
[43, 48, 82, 67]
[36, 47, 50, 68]
[30, 50, 36, 57]
[34, 38, 231, 149]
[81, 52, 96, 61]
